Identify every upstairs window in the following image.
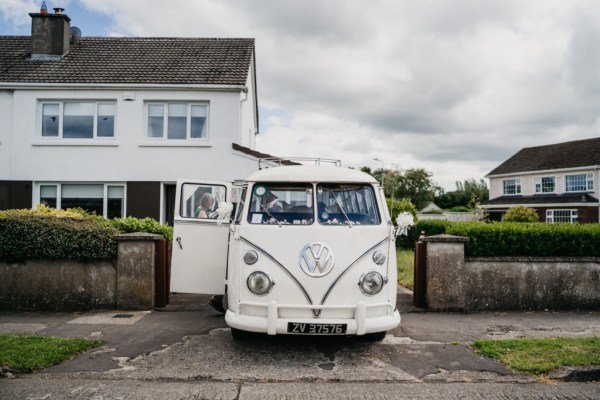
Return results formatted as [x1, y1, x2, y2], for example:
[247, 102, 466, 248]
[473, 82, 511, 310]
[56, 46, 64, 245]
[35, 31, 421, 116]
[147, 103, 208, 140]
[41, 102, 115, 139]
[565, 173, 593, 192]
[534, 176, 555, 193]
[502, 179, 521, 195]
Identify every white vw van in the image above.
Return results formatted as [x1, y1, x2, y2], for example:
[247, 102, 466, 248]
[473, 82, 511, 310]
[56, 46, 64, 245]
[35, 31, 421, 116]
[170, 162, 401, 339]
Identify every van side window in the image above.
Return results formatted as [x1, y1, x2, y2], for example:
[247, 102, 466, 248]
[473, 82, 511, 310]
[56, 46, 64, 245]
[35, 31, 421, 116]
[317, 184, 380, 225]
[179, 183, 227, 219]
[247, 183, 314, 225]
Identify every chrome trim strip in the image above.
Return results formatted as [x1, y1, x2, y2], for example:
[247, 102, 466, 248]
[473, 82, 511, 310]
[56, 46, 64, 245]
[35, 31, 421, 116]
[319, 237, 389, 306]
[240, 236, 317, 315]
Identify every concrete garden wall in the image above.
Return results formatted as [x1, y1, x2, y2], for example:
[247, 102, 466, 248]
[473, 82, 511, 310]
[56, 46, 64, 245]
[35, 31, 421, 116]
[0, 233, 162, 311]
[423, 235, 600, 311]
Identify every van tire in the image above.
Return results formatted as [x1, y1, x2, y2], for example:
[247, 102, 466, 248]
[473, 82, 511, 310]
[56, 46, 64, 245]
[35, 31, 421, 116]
[364, 331, 387, 341]
[231, 328, 253, 340]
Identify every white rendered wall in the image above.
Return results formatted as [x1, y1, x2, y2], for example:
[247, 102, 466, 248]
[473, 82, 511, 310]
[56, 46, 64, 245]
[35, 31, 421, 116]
[0, 90, 13, 180]
[489, 170, 598, 199]
[7, 86, 259, 184]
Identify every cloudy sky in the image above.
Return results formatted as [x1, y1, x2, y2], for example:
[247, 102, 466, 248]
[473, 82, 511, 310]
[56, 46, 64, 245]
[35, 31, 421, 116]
[2, 0, 600, 190]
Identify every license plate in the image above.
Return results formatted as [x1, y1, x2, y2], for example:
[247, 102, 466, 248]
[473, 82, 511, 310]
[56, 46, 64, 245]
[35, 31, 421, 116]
[287, 322, 347, 334]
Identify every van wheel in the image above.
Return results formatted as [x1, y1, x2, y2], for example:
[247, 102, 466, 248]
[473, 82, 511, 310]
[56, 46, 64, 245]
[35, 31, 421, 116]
[231, 328, 253, 340]
[364, 331, 387, 341]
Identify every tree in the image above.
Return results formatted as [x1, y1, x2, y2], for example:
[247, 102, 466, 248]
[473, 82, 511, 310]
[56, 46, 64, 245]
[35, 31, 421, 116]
[434, 178, 489, 209]
[394, 168, 438, 210]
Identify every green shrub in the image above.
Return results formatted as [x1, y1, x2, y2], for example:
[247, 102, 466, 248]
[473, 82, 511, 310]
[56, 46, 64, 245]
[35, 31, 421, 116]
[503, 206, 539, 222]
[388, 198, 418, 224]
[0, 206, 173, 262]
[0, 208, 119, 262]
[449, 206, 471, 212]
[109, 217, 173, 243]
[446, 222, 600, 257]
[396, 219, 452, 249]
[395, 219, 600, 257]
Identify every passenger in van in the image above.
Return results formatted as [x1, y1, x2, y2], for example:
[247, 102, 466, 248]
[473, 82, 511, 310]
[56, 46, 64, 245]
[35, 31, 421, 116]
[195, 193, 215, 218]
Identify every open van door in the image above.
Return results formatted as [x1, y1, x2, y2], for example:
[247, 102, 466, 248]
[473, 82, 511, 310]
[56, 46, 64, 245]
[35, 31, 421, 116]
[170, 180, 232, 294]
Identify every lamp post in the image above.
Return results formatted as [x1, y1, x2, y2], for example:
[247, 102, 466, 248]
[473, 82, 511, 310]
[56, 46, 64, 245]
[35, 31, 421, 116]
[373, 158, 385, 194]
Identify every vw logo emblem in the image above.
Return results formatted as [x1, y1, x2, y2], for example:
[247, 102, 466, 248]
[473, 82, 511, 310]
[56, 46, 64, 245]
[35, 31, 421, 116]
[299, 242, 335, 277]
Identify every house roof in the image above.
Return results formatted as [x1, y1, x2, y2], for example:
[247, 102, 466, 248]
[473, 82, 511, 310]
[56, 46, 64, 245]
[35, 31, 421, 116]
[481, 193, 599, 207]
[232, 143, 300, 166]
[487, 137, 600, 176]
[0, 36, 254, 85]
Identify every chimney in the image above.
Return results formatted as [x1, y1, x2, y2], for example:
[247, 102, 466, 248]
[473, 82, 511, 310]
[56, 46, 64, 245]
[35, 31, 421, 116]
[29, 7, 71, 60]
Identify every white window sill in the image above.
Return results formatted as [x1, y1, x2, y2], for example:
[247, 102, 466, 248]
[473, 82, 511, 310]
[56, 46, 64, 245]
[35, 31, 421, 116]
[139, 141, 212, 147]
[32, 140, 119, 147]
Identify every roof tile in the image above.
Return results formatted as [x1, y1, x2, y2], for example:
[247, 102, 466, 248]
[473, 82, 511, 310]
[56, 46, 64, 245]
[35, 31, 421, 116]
[0, 36, 254, 85]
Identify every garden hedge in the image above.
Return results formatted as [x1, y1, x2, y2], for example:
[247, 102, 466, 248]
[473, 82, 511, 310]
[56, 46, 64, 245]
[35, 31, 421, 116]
[398, 220, 600, 257]
[0, 207, 173, 262]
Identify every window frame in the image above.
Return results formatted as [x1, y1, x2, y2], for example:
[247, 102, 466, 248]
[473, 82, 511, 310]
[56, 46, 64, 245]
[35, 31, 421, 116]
[40, 101, 116, 140]
[534, 176, 556, 194]
[36, 182, 126, 218]
[145, 102, 209, 142]
[502, 179, 522, 195]
[564, 173, 594, 193]
[546, 209, 578, 224]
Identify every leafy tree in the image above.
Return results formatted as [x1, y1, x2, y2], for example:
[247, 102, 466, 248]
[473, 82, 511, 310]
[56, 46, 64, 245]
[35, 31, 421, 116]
[394, 168, 438, 210]
[503, 206, 539, 223]
[435, 178, 489, 209]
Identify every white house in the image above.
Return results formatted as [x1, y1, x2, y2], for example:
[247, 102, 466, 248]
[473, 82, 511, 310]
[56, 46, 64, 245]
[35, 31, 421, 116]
[0, 9, 268, 225]
[481, 137, 600, 223]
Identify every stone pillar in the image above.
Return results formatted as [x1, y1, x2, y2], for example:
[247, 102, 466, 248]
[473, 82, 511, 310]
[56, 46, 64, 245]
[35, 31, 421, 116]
[422, 234, 469, 311]
[114, 233, 163, 310]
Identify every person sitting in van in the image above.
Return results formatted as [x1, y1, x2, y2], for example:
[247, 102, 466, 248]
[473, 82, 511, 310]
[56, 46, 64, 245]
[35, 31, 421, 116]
[195, 193, 214, 218]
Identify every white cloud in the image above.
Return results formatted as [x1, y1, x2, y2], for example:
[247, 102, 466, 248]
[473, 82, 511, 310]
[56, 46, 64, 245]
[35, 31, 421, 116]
[5, 0, 600, 189]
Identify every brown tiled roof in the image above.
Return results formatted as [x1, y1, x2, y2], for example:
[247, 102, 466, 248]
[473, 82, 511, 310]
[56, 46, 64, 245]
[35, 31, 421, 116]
[0, 36, 254, 85]
[488, 137, 600, 176]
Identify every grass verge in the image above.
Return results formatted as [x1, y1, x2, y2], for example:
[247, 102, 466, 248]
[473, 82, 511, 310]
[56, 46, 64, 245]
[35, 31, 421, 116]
[0, 335, 102, 374]
[396, 248, 414, 290]
[472, 337, 600, 375]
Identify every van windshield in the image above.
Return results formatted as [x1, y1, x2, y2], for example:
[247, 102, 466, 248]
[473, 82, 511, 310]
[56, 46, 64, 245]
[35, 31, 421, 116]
[317, 184, 380, 225]
[247, 183, 314, 225]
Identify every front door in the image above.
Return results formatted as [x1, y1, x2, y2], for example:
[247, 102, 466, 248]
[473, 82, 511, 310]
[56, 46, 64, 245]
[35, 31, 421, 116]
[170, 180, 232, 294]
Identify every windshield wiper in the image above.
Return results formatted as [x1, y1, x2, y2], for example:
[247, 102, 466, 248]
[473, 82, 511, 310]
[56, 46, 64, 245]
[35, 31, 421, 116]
[259, 201, 282, 227]
[328, 192, 352, 227]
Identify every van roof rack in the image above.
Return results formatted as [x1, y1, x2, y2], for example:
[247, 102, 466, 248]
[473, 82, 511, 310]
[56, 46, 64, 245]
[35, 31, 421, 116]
[259, 157, 341, 169]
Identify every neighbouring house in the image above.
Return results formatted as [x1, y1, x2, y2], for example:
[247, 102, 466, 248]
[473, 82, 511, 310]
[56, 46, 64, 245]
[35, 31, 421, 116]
[0, 9, 269, 225]
[481, 137, 600, 223]
[419, 201, 442, 213]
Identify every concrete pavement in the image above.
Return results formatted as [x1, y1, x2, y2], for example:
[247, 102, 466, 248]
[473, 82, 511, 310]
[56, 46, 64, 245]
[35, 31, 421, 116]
[1, 288, 599, 399]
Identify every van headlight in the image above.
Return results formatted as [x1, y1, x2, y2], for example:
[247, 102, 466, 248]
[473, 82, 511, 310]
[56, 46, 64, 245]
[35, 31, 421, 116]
[359, 271, 385, 295]
[247, 271, 273, 295]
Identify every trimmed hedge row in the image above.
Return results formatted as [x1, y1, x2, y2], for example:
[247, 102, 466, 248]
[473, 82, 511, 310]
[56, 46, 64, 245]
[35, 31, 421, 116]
[0, 207, 173, 262]
[398, 220, 600, 257]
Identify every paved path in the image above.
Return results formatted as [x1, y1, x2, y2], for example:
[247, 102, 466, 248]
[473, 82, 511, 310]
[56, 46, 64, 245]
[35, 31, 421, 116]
[1, 290, 600, 399]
